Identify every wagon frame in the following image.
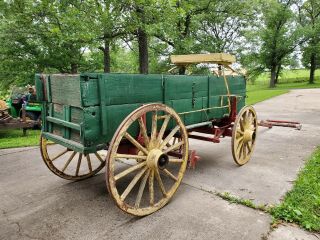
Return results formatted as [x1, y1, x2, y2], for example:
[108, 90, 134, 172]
[36, 53, 258, 216]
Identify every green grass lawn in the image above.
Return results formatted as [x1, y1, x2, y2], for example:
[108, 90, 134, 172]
[255, 69, 320, 85]
[276, 81, 320, 89]
[0, 129, 40, 149]
[271, 148, 320, 231]
[246, 85, 288, 105]
[246, 79, 320, 105]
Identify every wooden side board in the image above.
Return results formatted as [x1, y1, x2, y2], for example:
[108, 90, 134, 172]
[170, 53, 236, 66]
[39, 72, 246, 152]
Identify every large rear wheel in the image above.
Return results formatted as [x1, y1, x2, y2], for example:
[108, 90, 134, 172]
[106, 103, 189, 216]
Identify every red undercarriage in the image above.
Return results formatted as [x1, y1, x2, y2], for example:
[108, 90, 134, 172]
[118, 96, 238, 169]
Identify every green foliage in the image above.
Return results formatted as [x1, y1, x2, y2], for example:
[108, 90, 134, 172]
[271, 148, 320, 231]
[299, 0, 320, 66]
[217, 192, 269, 212]
[0, 0, 95, 90]
[0, 0, 319, 91]
[302, 45, 320, 69]
[241, 0, 306, 86]
[0, 129, 40, 149]
[194, 0, 256, 53]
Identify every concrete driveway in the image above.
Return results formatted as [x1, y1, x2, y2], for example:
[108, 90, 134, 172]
[1, 89, 320, 240]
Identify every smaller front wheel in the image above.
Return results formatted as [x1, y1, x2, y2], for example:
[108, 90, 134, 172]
[231, 105, 258, 166]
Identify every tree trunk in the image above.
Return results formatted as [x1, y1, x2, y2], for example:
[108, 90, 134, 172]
[270, 64, 277, 88]
[137, 28, 149, 74]
[71, 63, 78, 74]
[309, 52, 316, 84]
[103, 38, 111, 73]
[179, 66, 186, 75]
[275, 63, 281, 84]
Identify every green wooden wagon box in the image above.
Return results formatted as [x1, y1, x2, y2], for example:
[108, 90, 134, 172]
[36, 53, 258, 216]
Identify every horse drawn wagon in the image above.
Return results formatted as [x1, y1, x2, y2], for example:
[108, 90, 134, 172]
[36, 53, 257, 216]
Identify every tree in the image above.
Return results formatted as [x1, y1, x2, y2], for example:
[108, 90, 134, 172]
[0, 0, 93, 90]
[86, 0, 126, 73]
[32, 1, 93, 73]
[0, 1, 42, 90]
[135, 4, 150, 74]
[194, 0, 255, 54]
[243, 0, 305, 87]
[153, 0, 215, 74]
[123, 0, 166, 74]
[298, 0, 320, 84]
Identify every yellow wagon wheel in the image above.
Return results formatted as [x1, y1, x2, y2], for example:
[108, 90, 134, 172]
[231, 105, 258, 166]
[40, 136, 106, 180]
[106, 103, 189, 216]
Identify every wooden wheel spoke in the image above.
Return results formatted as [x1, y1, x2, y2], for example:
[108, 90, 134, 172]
[248, 113, 253, 124]
[242, 143, 247, 159]
[244, 109, 250, 120]
[157, 115, 171, 141]
[169, 158, 184, 163]
[120, 167, 147, 201]
[114, 161, 147, 181]
[116, 154, 147, 160]
[51, 149, 69, 161]
[135, 169, 150, 208]
[162, 168, 178, 181]
[124, 132, 148, 155]
[94, 152, 104, 163]
[236, 136, 244, 146]
[151, 111, 158, 141]
[172, 137, 177, 145]
[138, 117, 149, 147]
[237, 129, 244, 135]
[75, 153, 82, 176]
[62, 151, 76, 172]
[86, 155, 92, 173]
[163, 140, 184, 154]
[236, 138, 243, 150]
[247, 142, 252, 152]
[149, 170, 154, 205]
[239, 119, 245, 131]
[237, 143, 243, 158]
[160, 125, 180, 149]
[155, 169, 166, 196]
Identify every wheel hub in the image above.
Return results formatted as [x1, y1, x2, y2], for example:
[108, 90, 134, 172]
[147, 149, 169, 170]
[243, 129, 253, 143]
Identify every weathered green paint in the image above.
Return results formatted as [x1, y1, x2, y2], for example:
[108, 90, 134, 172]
[41, 102, 47, 132]
[46, 116, 81, 131]
[35, 74, 44, 101]
[48, 103, 53, 133]
[46, 76, 52, 103]
[63, 105, 71, 139]
[38, 73, 246, 154]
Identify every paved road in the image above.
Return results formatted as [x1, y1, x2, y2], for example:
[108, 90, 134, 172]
[1, 89, 320, 240]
